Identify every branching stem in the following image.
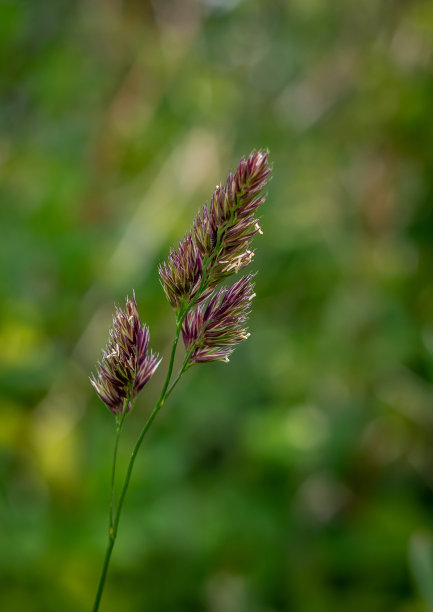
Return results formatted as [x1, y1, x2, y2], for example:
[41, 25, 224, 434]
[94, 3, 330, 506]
[92, 305, 197, 612]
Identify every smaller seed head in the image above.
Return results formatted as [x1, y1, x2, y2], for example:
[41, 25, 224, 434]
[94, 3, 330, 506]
[158, 233, 211, 310]
[182, 275, 255, 364]
[90, 294, 161, 415]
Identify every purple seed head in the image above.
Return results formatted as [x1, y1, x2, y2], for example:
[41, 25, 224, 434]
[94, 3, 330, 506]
[182, 275, 256, 364]
[158, 233, 210, 310]
[193, 151, 271, 283]
[90, 294, 161, 415]
[159, 151, 271, 310]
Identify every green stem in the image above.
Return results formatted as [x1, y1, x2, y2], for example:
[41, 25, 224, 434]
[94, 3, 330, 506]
[93, 401, 130, 612]
[109, 407, 127, 530]
[92, 321, 187, 612]
[92, 534, 115, 612]
[110, 324, 190, 541]
[93, 253, 215, 611]
[165, 350, 193, 400]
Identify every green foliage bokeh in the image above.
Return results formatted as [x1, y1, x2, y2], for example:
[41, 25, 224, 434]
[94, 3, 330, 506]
[2, 1, 433, 610]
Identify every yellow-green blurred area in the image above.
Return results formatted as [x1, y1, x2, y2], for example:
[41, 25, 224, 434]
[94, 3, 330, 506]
[2, 0, 433, 610]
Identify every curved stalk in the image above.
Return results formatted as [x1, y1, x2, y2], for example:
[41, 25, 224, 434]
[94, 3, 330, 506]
[91, 150, 269, 612]
[110, 406, 128, 530]
[92, 319, 188, 612]
[93, 257, 215, 612]
[93, 401, 130, 612]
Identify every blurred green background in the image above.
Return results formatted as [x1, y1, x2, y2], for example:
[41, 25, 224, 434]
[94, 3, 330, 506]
[2, 1, 433, 610]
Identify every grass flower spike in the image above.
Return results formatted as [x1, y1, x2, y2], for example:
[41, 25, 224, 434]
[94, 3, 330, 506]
[159, 151, 271, 310]
[158, 233, 209, 310]
[91, 151, 271, 612]
[182, 274, 255, 364]
[193, 150, 271, 285]
[91, 294, 161, 415]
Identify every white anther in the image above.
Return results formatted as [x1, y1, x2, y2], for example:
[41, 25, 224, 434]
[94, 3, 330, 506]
[108, 344, 120, 359]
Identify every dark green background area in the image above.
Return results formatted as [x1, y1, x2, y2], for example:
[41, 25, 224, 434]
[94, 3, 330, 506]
[2, 1, 433, 610]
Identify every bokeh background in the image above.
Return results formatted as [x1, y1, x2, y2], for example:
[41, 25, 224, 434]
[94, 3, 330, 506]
[2, 1, 433, 610]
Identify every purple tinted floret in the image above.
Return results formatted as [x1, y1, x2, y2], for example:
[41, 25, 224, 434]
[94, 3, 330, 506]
[193, 151, 271, 282]
[182, 275, 256, 364]
[158, 233, 210, 310]
[159, 151, 271, 310]
[91, 294, 161, 414]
